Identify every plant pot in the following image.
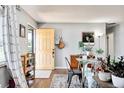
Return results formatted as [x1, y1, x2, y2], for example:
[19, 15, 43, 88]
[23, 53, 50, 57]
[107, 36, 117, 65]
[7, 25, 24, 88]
[112, 75, 124, 88]
[98, 71, 111, 81]
[97, 54, 103, 59]
[86, 51, 90, 56]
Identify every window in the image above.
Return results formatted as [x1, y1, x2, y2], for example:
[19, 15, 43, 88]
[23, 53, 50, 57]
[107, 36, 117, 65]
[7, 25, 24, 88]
[28, 30, 33, 53]
[0, 9, 5, 63]
[27, 25, 35, 53]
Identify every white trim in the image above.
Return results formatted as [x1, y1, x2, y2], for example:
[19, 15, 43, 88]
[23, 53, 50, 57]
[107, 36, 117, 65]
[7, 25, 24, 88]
[55, 66, 67, 69]
[4, 84, 9, 88]
[27, 23, 36, 29]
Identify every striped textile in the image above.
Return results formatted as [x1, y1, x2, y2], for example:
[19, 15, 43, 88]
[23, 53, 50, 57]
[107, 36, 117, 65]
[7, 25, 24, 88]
[2, 5, 28, 88]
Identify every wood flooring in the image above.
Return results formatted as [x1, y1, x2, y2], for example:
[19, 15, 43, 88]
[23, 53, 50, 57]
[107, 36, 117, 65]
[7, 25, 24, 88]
[31, 69, 114, 88]
[31, 69, 67, 88]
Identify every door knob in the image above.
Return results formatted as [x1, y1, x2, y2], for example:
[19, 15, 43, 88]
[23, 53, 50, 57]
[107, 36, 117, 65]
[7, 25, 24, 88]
[52, 49, 55, 58]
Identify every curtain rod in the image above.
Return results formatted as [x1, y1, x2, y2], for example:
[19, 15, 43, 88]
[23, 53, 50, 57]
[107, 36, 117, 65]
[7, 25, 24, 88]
[0, 5, 21, 10]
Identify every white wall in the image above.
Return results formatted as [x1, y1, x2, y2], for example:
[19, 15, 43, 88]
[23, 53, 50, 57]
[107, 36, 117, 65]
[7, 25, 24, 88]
[107, 32, 114, 58]
[17, 8, 37, 54]
[114, 23, 124, 57]
[38, 23, 106, 68]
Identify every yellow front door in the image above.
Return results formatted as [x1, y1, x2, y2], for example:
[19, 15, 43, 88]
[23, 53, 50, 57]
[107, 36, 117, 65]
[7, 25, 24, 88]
[36, 28, 55, 70]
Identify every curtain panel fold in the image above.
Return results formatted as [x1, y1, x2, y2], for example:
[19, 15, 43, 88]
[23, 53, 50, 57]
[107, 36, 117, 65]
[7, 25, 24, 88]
[2, 5, 28, 88]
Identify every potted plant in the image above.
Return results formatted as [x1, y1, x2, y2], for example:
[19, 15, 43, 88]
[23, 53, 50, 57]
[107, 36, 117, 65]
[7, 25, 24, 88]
[96, 57, 111, 81]
[79, 41, 85, 53]
[108, 56, 124, 88]
[78, 41, 93, 56]
[96, 48, 104, 58]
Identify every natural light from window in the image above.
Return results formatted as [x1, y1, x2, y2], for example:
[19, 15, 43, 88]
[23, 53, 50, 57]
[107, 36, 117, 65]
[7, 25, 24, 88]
[28, 30, 33, 53]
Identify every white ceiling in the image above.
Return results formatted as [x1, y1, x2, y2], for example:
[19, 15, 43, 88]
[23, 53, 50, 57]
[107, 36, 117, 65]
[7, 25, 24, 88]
[21, 5, 124, 23]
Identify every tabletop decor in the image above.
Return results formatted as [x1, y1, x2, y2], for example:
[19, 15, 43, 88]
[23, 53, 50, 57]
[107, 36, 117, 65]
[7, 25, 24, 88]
[96, 48, 104, 54]
[96, 48, 104, 58]
[78, 41, 93, 56]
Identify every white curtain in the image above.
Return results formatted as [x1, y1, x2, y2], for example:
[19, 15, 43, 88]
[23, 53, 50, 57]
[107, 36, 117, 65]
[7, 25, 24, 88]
[2, 5, 28, 88]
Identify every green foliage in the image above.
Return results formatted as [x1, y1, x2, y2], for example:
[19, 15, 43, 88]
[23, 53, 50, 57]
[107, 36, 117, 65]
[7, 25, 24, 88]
[84, 46, 92, 51]
[79, 41, 84, 48]
[78, 41, 93, 51]
[96, 48, 104, 54]
[108, 56, 124, 78]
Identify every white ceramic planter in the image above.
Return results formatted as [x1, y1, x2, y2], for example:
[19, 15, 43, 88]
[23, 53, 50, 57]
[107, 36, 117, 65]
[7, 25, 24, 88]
[98, 72, 111, 81]
[112, 75, 124, 88]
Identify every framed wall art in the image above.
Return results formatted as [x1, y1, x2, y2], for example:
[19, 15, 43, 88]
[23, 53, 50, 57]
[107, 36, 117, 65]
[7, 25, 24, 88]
[19, 24, 26, 38]
[82, 32, 94, 44]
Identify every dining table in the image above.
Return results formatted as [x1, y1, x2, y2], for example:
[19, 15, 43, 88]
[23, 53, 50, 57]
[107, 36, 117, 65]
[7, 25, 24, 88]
[76, 57, 100, 88]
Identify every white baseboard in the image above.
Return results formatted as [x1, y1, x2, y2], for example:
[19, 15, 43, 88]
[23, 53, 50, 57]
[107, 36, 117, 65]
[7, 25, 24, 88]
[5, 84, 9, 88]
[35, 70, 52, 78]
[55, 67, 67, 69]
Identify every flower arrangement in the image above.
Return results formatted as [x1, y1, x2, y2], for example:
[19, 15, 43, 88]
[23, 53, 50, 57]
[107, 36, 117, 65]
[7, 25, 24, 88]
[96, 57, 111, 81]
[96, 58, 109, 72]
[78, 41, 93, 51]
[84, 45, 93, 51]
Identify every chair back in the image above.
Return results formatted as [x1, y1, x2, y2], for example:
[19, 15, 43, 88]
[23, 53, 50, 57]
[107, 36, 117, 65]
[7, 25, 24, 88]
[70, 55, 79, 69]
[65, 57, 73, 71]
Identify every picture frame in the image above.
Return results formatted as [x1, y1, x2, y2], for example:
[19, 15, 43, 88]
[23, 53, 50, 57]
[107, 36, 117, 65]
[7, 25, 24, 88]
[19, 24, 26, 38]
[82, 32, 94, 44]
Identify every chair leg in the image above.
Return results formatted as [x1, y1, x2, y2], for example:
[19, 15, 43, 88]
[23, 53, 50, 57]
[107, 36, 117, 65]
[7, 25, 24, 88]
[78, 74, 82, 83]
[82, 82, 85, 88]
[82, 77, 86, 88]
[67, 76, 69, 83]
[68, 73, 73, 88]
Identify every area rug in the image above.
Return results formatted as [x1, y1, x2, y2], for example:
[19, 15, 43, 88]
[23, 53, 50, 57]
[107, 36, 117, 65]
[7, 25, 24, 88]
[50, 74, 100, 88]
[35, 70, 52, 78]
[50, 74, 81, 88]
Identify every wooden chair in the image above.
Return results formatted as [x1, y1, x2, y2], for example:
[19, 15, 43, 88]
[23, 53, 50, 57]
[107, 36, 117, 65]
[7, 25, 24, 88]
[70, 55, 80, 69]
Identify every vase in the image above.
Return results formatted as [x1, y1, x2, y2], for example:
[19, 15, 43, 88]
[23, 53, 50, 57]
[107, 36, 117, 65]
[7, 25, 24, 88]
[112, 75, 124, 88]
[86, 51, 90, 56]
[97, 54, 103, 59]
[98, 71, 111, 81]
